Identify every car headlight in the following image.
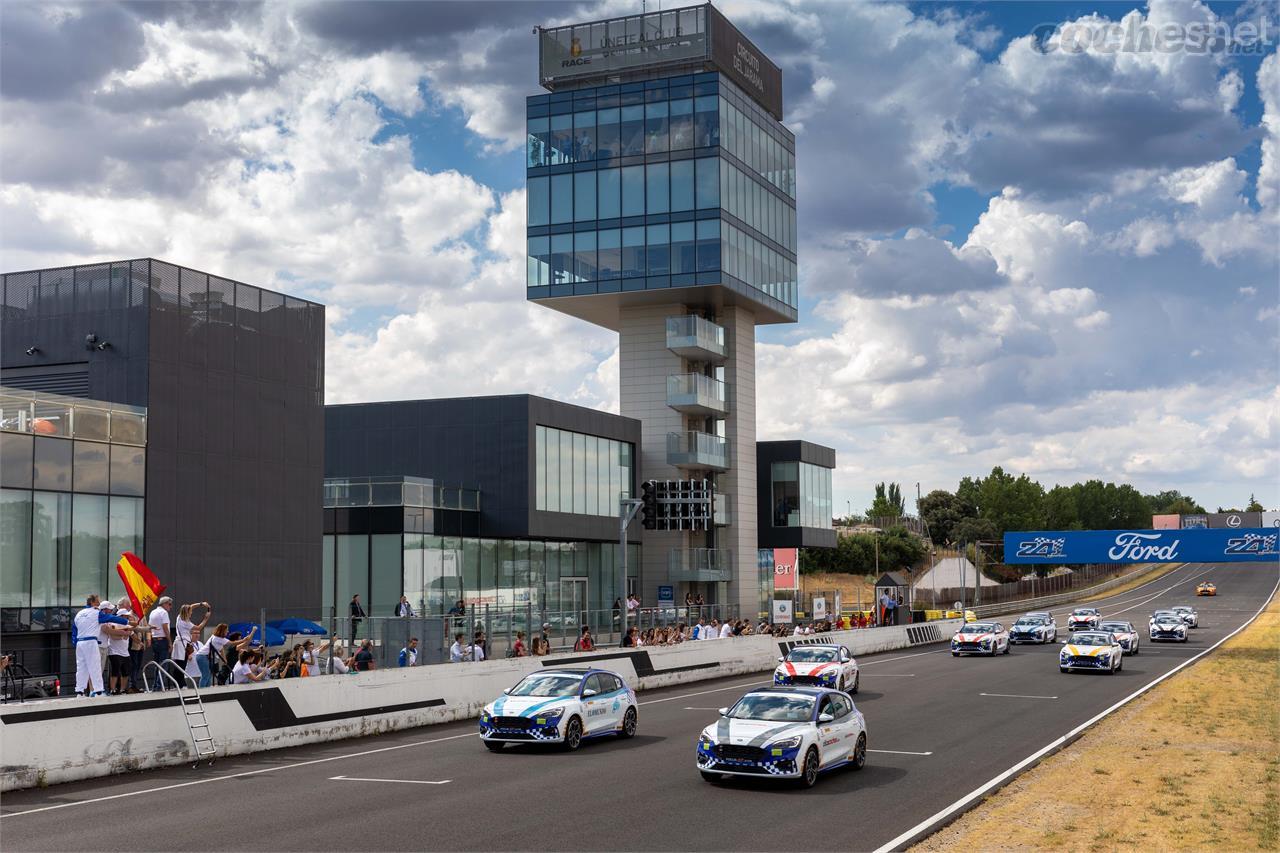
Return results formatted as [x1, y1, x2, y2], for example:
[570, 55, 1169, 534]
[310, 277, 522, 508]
[698, 734, 713, 748]
[533, 708, 563, 725]
[481, 710, 491, 721]
[769, 735, 803, 750]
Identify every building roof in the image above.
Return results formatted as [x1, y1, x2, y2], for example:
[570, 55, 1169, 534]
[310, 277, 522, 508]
[873, 572, 910, 588]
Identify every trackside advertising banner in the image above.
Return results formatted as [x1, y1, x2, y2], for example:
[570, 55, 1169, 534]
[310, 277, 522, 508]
[1004, 528, 1279, 564]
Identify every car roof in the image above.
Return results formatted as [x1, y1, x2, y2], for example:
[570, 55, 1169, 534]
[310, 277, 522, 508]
[750, 686, 832, 697]
[787, 643, 842, 650]
[538, 668, 619, 678]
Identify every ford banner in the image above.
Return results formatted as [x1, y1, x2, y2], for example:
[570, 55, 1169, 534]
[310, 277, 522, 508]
[1004, 528, 1279, 565]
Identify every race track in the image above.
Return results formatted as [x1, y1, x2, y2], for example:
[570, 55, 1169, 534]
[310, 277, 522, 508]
[3, 562, 1275, 852]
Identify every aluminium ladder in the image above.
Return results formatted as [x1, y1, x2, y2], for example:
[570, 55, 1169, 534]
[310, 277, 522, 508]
[143, 661, 217, 767]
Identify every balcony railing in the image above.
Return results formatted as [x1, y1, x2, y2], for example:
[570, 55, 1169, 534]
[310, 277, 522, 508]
[669, 548, 734, 583]
[0, 386, 147, 446]
[667, 431, 729, 471]
[324, 476, 480, 511]
[666, 315, 726, 363]
[666, 373, 729, 416]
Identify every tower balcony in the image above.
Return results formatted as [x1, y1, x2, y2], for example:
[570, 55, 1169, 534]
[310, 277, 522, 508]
[666, 373, 728, 417]
[668, 548, 734, 583]
[666, 315, 727, 363]
[667, 431, 729, 471]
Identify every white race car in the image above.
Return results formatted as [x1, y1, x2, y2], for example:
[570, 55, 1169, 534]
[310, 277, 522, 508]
[696, 687, 867, 787]
[1098, 620, 1140, 655]
[1060, 630, 1124, 674]
[1149, 613, 1189, 642]
[1067, 608, 1101, 632]
[1009, 614, 1058, 644]
[479, 668, 637, 751]
[951, 621, 1010, 656]
[773, 643, 859, 693]
[1171, 605, 1199, 628]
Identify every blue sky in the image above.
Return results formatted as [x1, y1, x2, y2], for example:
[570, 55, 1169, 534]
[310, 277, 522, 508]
[1, 0, 1276, 513]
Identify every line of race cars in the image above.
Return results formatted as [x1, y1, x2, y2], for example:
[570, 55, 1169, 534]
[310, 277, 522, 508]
[474, 584, 1217, 788]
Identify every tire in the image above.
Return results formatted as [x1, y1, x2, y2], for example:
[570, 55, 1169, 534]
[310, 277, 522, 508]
[952, 651, 959, 657]
[850, 672, 859, 695]
[836, 676, 844, 693]
[1117, 656, 1123, 672]
[1059, 667, 1069, 673]
[799, 747, 820, 788]
[483, 740, 505, 752]
[700, 771, 725, 784]
[1132, 643, 1139, 656]
[618, 707, 637, 739]
[851, 733, 867, 771]
[1003, 642, 1011, 655]
[562, 717, 583, 751]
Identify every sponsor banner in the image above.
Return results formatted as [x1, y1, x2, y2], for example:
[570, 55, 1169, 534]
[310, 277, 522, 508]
[1005, 529, 1279, 564]
[1265, 511, 1280, 528]
[657, 585, 674, 607]
[1207, 511, 1262, 529]
[1182, 514, 1208, 528]
[707, 5, 784, 120]
[1151, 514, 1180, 529]
[771, 598, 793, 625]
[773, 547, 799, 590]
[539, 7, 709, 85]
[812, 596, 827, 620]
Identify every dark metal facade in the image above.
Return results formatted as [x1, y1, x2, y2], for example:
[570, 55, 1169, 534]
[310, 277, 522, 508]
[1, 259, 325, 623]
[756, 440, 837, 549]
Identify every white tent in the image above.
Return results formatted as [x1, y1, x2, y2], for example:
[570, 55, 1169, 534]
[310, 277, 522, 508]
[913, 557, 999, 590]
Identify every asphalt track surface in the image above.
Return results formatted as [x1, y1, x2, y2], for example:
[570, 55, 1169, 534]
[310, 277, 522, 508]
[3, 562, 1276, 852]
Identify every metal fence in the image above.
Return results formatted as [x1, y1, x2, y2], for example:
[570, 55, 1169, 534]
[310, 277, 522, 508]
[913, 563, 1136, 609]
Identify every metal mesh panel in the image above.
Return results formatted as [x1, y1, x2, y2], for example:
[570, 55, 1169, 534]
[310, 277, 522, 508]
[180, 268, 208, 320]
[207, 276, 236, 325]
[285, 296, 308, 343]
[130, 260, 151, 308]
[36, 267, 74, 317]
[108, 263, 132, 310]
[151, 260, 181, 310]
[235, 282, 260, 331]
[3, 271, 38, 313]
[75, 263, 111, 314]
[260, 289, 284, 337]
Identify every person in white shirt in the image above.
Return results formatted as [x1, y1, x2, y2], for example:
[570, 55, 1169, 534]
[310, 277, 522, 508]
[396, 596, 415, 617]
[170, 602, 211, 686]
[449, 633, 467, 663]
[718, 620, 733, 639]
[73, 595, 127, 697]
[102, 600, 133, 695]
[705, 619, 720, 639]
[148, 597, 173, 690]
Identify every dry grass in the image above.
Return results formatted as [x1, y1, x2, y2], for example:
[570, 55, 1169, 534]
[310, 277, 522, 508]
[802, 572, 878, 610]
[913, 591, 1280, 853]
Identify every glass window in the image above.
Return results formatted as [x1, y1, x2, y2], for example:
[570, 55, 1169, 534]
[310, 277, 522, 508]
[598, 229, 621, 280]
[322, 535, 335, 613]
[31, 490, 71, 607]
[535, 426, 547, 511]
[109, 444, 145, 496]
[585, 435, 598, 517]
[527, 116, 548, 168]
[573, 171, 596, 222]
[644, 101, 669, 153]
[371, 534, 402, 616]
[335, 534, 370, 611]
[696, 219, 721, 272]
[598, 168, 620, 219]
[620, 104, 644, 156]
[622, 227, 646, 278]
[646, 224, 670, 276]
[669, 98, 693, 150]
[573, 110, 596, 161]
[772, 462, 799, 526]
[559, 431, 573, 513]
[574, 231, 597, 282]
[480, 538, 497, 606]
[73, 406, 110, 442]
[572, 433, 586, 514]
[0, 432, 32, 488]
[551, 234, 574, 285]
[621, 165, 644, 217]
[0, 489, 32, 607]
[694, 95, 719, 147]
[646, 162, 669, 214]
[73, 441, 109, 493]
[106, 496, 143, 603]
[550, 113, 573, 164]
[70, 493, 108, 604]
[527, 176, 549, 227]
[545, 427, 560, 511]
[695, 157, 719, 209]
[596, 107, 620, 159]
[671, 222, 696, 274]
[528, 236, 550, 287]
[550, 173, 573, 224]
[403, 532, 425, 615]
[460, 538, 480, 605]
[670, 160, 694, 211]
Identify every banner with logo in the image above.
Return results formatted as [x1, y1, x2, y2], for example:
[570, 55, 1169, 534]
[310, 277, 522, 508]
[1004, 529, 1278, 564]
[771, 599, 793, 624]
[812, 596, 827, 620]
[773, 548, 799, 591]
[1265, 511, 1280, 529]
[1207, 512, 1262, 529]
[1151, 514, 1180, 529]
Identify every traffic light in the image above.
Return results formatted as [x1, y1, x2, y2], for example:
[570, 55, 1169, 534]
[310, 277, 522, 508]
[640, 480, 658, 529]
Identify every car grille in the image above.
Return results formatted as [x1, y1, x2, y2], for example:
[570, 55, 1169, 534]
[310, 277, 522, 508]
[491, 716, 531, 729]
[715, 744, 767, 763]
[954, 641, 985, 650]
[1066, 655, 1106, 668]
[788, 675, 829, 686]
[1152, 628, 1182, 637]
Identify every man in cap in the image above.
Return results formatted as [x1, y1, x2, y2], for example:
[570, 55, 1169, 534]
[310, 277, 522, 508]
[100, 600, 133, 695]
[72, 595, 128, 697]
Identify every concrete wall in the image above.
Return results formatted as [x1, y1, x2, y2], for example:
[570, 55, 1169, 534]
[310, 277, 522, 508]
[0, 619, 958, 791]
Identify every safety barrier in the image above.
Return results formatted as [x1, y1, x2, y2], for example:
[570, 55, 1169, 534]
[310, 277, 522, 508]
[967, 563, 1172, 620]
[0, 618, 960, 791]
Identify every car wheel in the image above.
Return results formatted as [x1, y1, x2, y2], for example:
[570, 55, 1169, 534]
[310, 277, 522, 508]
[1059, 666, 1069, 673]
[618, 707, 637, 739]
[1116, 656, 1123, 672]
[1003, 642, 1011, 655]
[836, 676, 845, 692]
[952, 651, 959, 657]
[562, 717, 583, 751]
[799, 747, 820, 788]
[851, 733, 867, 771]
[484, 740, 505, 752]
[1132, 643, 1139, 655]
[700, 771, 725, 784]
[850, 672, 859, 694]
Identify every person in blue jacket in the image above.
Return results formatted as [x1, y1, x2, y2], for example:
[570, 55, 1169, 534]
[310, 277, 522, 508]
[398, 637, 419, 667]
[72, 594, 128, 697]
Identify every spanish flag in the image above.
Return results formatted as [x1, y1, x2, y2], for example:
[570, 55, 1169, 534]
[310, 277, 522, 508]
[116, 552, 166, 616]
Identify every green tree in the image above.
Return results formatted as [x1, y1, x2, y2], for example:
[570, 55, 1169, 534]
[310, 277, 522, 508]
[1043, 485, 1081, 530]
[918, 489, 972, 544]
[1246, 494, 1265, 512]
[867, 481, 905, 519]
[968, 466, 1045, 534]
[952, 516, 999, 545]
[1145, 490, 1205, 514]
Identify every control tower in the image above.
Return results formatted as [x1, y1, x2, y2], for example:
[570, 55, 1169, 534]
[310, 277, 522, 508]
[526, 3, 796, 615]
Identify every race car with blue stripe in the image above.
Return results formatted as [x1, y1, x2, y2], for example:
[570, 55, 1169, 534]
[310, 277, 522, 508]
[696, 687, 867, 788]
[479, 668, 637, 751]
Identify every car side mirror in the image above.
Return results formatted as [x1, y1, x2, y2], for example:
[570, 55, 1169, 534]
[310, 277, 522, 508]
[777, 656, 784, 662]
[718, 707, 729, 716]
[841, 653, 850, 662]
[818, 713, 835, 723]
[583, 688, 598, 698]
[502, 688, 510, 694]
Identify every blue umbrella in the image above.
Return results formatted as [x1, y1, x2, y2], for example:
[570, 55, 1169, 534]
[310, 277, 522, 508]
[228, 622, 286, 647]
[267, 618, 328, 636]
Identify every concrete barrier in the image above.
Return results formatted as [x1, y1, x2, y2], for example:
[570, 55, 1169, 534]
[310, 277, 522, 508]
[0, 619, 959, 791]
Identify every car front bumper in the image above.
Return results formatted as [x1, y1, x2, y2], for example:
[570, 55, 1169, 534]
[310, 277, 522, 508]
[697, 743, 802, 778]
[479, 716, 565, 742]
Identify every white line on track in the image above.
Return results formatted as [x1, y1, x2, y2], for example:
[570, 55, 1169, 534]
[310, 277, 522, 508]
[330, 775, 450, 785]
[681, 706, 723, 710]
[979, 692, 1057, 700]
[638, 679, 770, 705]
[868, 749, 933, 756]
[872, 567, 1280, 853]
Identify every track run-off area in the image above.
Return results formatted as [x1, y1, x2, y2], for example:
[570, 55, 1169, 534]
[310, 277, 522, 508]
[3, 562, 1276, 852]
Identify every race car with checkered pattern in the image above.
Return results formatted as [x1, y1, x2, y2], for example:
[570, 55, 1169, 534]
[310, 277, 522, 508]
[697, 687, 867, 787]
[772, 643, 859, 693]
[950, 621, 1011, 656]
[479, 668, 637, 751]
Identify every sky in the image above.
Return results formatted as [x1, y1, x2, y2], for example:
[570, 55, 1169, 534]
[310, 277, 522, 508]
[1, 0, 1277, 515]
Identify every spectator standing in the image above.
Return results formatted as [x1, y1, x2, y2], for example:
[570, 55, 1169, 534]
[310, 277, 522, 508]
[612, 598, 622, 629]
[147, 596, 173, 690]
[101, 600, 132, 695]
[621, 626, 638, 648]
[171, 602, 210, 686]
[719, 619, 733, 639]
[512, 631, 528, 657]
[705, 619, 720, 639]
[685, 591, 694, 619]
[398, 637, 419, 667]
[446, 600, 465, 616]
[692, 617, 706, 640]
[574, 626, 595, 652]
[449, 633, 467, 662]
[298, 639, 320, 677]
[198, 624, 254, 688]
[119, 599, 149, 693]
[316, 639, 349, 674]
[896, 594, 905, 625]
[353, 639, 374, 671]
[472, 631, 487, 661]
[232, 650, 273, 684]
[532, 625, 551, 656]
[73, 595, 127, 697]
[396, 596, 415, 617]
[626, 594, 639, 619]
[349, 594, 366, 640]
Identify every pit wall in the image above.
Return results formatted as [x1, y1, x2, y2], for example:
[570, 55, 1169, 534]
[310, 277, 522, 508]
[0, 619, 958, 791]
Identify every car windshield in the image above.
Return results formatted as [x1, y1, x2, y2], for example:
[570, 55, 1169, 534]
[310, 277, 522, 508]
[1153, 611, 1176, 618]
[1099, 623, 1129, 632]
[787, 647, 838, 663]
[1173, 607, 1191, 613]
[961, 624, 994, 633]
[508, 673, 583, 697]
[1072, 610, 1095, 616]
[1155, 618, 1182, 626]
[1072, 633, 1110, 646]
[1015, 618, 1044, 627]
[729, 694, 815, 722]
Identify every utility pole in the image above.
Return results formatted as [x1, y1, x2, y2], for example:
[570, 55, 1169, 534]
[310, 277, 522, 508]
[619, 497, 642, 640]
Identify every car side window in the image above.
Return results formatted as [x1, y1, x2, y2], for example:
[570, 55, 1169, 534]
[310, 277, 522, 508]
[602, 674, 621, 693]
[582, 674, 603, 696]
[829, 694, 850, 718]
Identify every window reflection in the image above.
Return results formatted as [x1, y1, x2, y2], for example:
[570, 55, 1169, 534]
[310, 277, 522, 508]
[534, 425, 635, 518]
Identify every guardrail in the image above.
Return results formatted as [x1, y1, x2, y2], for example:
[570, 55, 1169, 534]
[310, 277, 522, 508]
[967, 563, 1170, 620]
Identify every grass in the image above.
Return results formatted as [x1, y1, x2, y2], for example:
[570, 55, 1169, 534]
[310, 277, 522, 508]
[912, 589, 1280, 853]
[1077, 562, 1184, 603]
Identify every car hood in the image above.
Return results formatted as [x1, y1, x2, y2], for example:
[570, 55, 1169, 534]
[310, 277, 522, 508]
[1152, 622, 1185, 630]
[954, 632, 994, 641]
[702, 718, 810, 746]
[1063, 644, 1114, 656]
[484, 695, 573, 718]
[775, 661, 841, 677]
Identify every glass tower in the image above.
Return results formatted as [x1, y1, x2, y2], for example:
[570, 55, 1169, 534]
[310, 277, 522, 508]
[528, 3, 797, 615]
